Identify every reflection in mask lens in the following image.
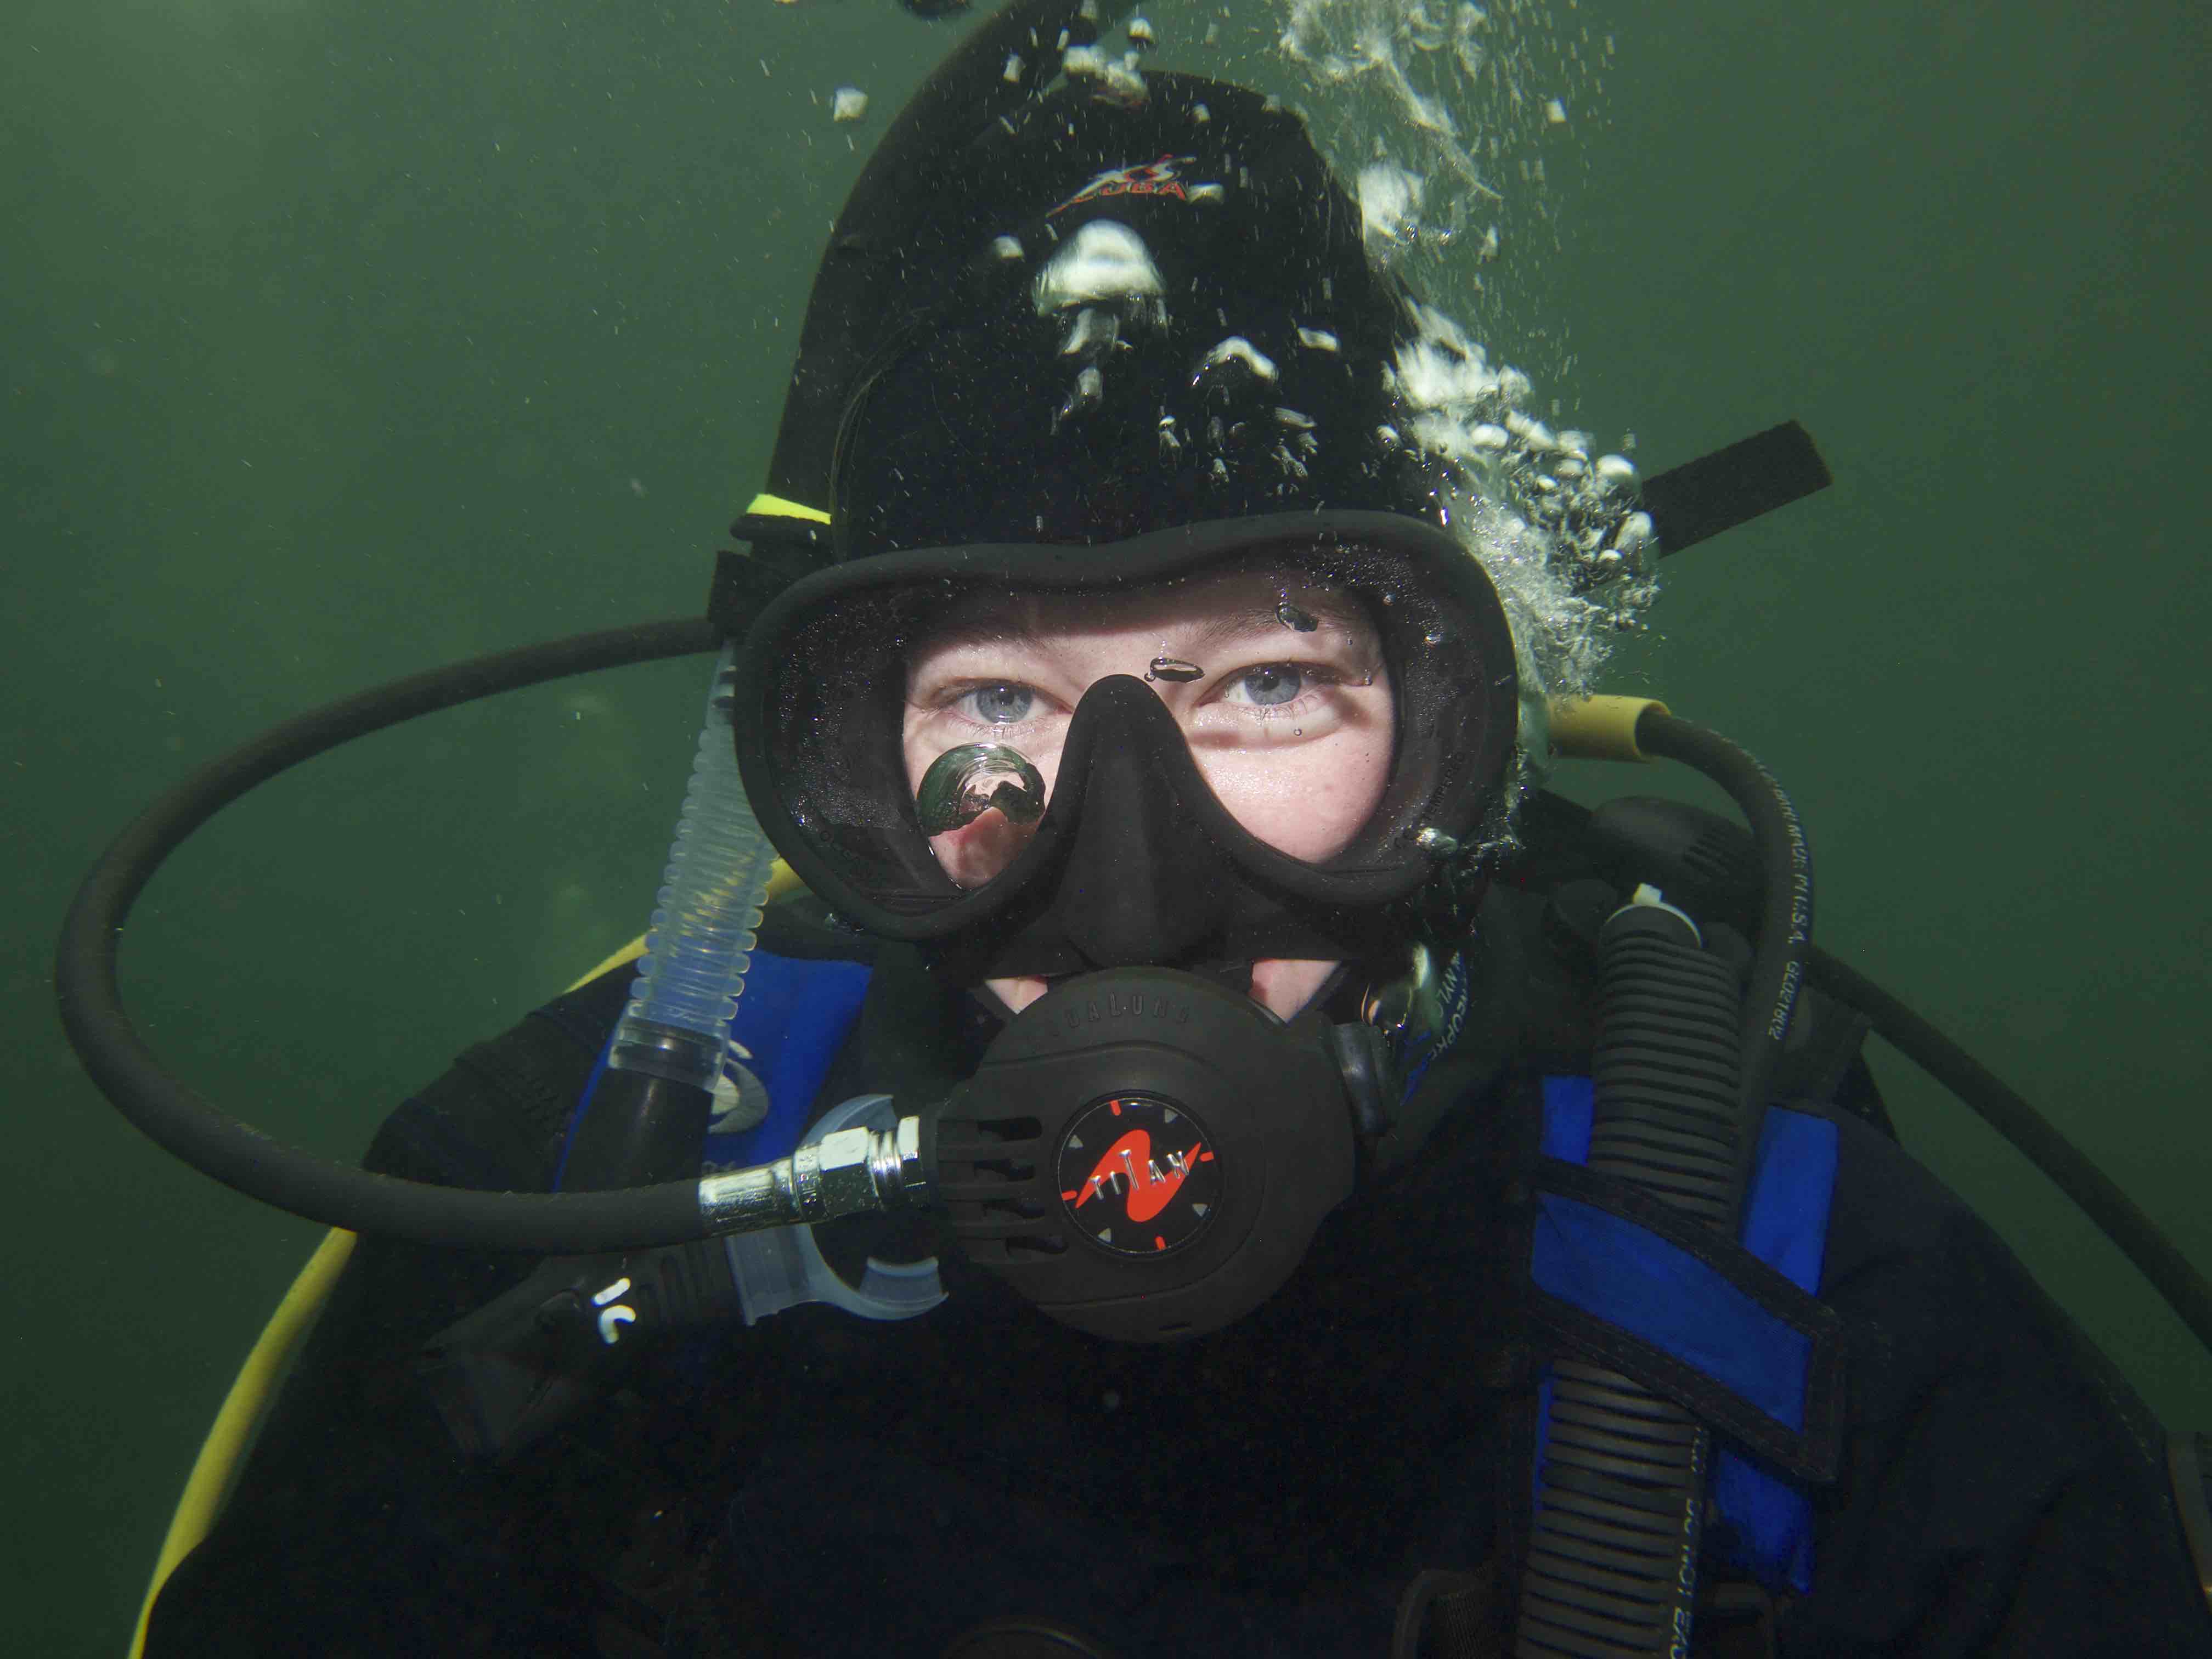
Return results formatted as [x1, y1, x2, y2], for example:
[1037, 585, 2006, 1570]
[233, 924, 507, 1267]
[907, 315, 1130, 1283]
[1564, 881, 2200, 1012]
[916, 743, 1047, 889]
[916, 743, 1047, 833]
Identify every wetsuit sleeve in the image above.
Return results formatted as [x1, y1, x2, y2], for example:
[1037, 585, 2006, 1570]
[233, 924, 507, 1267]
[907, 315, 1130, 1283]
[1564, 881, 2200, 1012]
[140, 970, 631, 1658]
[1786, 1113, 2212, 1656]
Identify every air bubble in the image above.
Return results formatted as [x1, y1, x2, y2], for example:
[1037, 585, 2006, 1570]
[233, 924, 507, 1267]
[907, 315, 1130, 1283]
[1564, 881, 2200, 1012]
[1192, 335, 1278, 386]
[1054, 365, 1104, 429]
[1059, 306, 1119, 359]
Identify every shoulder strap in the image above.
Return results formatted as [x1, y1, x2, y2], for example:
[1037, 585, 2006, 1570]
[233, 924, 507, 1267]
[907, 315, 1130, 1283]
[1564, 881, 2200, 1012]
[701, 949, 875, 1168]
[1527, 1077, 1848, 1598]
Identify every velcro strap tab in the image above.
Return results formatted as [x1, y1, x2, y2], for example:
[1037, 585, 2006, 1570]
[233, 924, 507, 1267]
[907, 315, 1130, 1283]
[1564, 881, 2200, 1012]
[1528, 1158, 1846, 1483]
[1638, 419, 1832, 556]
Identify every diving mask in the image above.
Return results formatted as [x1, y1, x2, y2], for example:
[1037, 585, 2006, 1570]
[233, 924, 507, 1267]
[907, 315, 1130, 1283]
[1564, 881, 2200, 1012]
[729, 511, 1520, 979]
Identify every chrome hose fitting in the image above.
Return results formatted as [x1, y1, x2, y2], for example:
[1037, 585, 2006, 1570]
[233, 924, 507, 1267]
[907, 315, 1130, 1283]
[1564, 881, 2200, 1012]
[696, 1116, 929, 1237]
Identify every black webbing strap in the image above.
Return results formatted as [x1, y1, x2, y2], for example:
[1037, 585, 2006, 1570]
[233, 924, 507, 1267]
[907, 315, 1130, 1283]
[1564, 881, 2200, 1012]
[1526, 1158, 1849, 1485]
[1641, 420, 1833, 557]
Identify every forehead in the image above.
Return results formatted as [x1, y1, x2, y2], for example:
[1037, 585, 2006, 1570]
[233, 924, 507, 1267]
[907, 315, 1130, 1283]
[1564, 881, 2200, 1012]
[911, 565, 1376, 656]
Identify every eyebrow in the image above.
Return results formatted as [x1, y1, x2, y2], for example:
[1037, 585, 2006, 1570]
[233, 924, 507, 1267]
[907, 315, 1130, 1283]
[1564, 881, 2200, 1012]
[1185, 602, 1367, 653]
[916, 592, 1376, 658]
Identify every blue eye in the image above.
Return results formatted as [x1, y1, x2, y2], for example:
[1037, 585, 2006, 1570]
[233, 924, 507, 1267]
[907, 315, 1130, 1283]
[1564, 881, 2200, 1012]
[1229, 666, 1305, 707]
[960, 683, 1035, 724]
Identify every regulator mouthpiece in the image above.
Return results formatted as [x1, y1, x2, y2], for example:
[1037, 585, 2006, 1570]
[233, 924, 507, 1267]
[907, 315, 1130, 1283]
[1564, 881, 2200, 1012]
[929, 965, 1358, 1342]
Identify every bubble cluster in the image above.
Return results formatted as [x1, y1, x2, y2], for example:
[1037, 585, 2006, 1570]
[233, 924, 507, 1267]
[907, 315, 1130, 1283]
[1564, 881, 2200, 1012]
[1275, 0, 1650, 744]
[1034, 2, 1646, 782]
[1063, 42, 1149, 108]
[1385, 307, 1654, 708]
[1033, 221, 1170, 433]
[1278, 0, 1511, 264]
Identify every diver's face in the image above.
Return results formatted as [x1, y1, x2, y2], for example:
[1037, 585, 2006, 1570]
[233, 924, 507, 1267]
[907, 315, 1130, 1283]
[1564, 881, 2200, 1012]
[901, 567, 1395, 1019]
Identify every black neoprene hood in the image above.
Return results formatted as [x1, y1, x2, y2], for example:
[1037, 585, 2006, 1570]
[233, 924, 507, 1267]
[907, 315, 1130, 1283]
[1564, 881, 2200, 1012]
[766, 74, 1442, 559]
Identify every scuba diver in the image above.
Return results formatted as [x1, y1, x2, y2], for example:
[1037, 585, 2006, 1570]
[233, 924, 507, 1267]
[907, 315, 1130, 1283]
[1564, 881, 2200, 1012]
[61, 4, 2212, 1656]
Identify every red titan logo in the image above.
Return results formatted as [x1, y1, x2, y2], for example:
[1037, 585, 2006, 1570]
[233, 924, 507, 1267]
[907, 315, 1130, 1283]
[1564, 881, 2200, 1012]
[1067, 1127, 1210, 1227]
[1050, 155, 1198, 215]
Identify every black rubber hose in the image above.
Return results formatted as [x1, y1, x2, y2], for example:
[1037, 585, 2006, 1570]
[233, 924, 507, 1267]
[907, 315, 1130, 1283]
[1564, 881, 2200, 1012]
[1515, 902, 1745, 1658]
[1513, 725, 1800, 1659]
[55, 617, 731, 1253]
[1632, 712, 1812, 1133]
[1587, 907, 1751, 1228]
[1808, 945, 2212, 1359]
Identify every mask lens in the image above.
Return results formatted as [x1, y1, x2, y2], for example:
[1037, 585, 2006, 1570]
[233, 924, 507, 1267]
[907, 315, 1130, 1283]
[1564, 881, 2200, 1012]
[742, 529, 1515, 932]
[899, 566, 1397, 890]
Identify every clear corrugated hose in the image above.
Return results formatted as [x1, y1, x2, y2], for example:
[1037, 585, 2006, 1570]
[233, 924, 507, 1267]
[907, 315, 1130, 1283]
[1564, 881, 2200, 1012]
[607, 644, 773, 1092]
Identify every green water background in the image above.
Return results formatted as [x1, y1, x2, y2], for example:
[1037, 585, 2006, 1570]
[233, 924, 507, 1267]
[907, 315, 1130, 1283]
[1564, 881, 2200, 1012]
[5, 2, 2207, 1652]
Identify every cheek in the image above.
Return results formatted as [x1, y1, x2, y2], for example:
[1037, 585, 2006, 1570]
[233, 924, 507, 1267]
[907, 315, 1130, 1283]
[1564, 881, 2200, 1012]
[1198, 729, 1393, 862]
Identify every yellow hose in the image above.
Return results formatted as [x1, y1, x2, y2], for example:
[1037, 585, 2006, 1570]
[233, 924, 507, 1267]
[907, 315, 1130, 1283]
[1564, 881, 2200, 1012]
[126, 1228, 357, 1658]
[1545, 693, 1672, 763]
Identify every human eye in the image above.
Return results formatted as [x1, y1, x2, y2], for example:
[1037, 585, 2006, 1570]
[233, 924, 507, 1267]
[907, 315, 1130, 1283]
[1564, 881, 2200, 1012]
[951, 681, 1037, 726]
[1220, 665, 1310, 709]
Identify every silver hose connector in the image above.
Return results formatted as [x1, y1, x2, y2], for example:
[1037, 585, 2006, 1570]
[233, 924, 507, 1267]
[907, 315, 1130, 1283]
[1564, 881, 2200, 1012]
[696, 1115, 929, 1237]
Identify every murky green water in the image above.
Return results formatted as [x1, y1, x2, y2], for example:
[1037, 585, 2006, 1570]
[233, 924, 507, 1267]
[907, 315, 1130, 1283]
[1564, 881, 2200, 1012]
[6, 3, 2206, 1652]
